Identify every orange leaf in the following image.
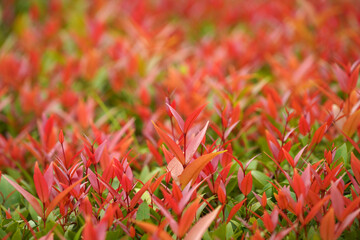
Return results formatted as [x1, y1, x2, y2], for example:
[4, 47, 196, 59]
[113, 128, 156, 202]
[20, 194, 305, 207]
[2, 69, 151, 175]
[343, 109, 360, 137]
[351, 152, 360, 184]
[179, 151, 226, 188]
[320, 208, 335, 240]
[178, 199, 200, 237]
[135, 221, 173, 240]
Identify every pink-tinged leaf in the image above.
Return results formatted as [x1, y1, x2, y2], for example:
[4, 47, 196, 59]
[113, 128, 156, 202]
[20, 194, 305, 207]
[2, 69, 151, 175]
[34, 162, 49, 203]
[224, 120, 240, 139]
[88, 169, 100, 193]
[152, 198, 178, 234]
[185, 121, 209, 163]
[96, 174, 122, 200]
[184, 104, 207, 133]
[293, 145, 307, 166]
[166, 103, 184, 132]
[134, 221, 173, 240]
[3, 175, 43, 217]
[265, 152, 292, 184]
[320, 208, 335, 240]
[95, 140, 107, 164]
[335, 209, 360, 238]
[227, 198, 246, 223]
[184, 206, 221, 240]
[271, 208, 279, 228]
[333, 64, 348, 92]
[179, 150, 226, 188]
[45, 176, 87, 218]
[153, 122, 185, 164]
[237, 168, 244, 191]
[245, 154, 260, 170]
[331, 184, 344, 220]
[168, 157, 184, 182]
[44, 163, 54, 195]
[179, 178, 209, 211]
[83, 216, 107, 240]
[270, 224, 297, 240]
[39, 232, 54, 240]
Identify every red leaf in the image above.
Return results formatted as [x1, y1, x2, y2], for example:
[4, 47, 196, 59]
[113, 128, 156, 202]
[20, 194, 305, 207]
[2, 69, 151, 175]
[303, 196, 330, 225]
[292, 170, 305, 198]
[45, 176, 87, 218]
[227, 198, 246, 223]
[130, 179, 151, 209]
[299, 115, 310, 135]
[184, 104, 207, 133]
[282, 148, 294, 168]
[59, 129, 64, 144]
[153, 122, 185, 165]
[310, 123, 327, 149]
[240, 172, 253, 196]
[336, 209, 360, 238]
[34, 162, 49, 204]
[263, 211, 275, 232]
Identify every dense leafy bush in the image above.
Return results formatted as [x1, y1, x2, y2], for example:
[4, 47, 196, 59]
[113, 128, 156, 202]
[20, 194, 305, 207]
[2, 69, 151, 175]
[1, 0, 360, 239]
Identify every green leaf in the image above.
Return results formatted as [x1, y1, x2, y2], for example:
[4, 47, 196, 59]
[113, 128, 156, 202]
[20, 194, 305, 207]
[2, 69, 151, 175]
[11, 229, 22, 240]
[0, 176, 21, 208]
[136, 202, 150, 221]
[212, 223, 227, 240]
[251, 170, 270, 188]
[335, 143, 348, 167]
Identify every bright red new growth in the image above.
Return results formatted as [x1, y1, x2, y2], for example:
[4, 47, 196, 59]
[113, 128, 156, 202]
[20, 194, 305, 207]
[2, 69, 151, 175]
[1, 1, 360, 239]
